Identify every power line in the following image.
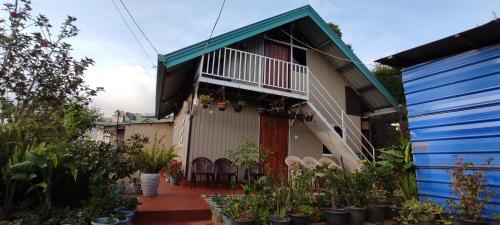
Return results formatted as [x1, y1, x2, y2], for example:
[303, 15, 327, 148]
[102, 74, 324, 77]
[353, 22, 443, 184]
[202, 0, 227, 54]
[118, 0, 159, 54]
[110, 0, 155, 67]
[281, 29, 378, 68]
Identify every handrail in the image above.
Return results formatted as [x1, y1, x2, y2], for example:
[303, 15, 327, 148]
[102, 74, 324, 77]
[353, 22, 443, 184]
[201, 47, 309, 95]
[308, 70, 376, 162]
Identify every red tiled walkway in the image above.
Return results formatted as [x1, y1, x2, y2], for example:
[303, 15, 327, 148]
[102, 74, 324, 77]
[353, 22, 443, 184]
[133, 179, 241, 225]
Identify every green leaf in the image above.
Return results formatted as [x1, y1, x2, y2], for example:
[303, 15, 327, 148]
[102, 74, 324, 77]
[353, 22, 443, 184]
[11, 173, 28, 180]
[70, 168, 78, 182]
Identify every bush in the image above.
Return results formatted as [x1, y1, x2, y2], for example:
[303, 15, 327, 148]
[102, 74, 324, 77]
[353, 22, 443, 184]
[397, 199, 453, 225]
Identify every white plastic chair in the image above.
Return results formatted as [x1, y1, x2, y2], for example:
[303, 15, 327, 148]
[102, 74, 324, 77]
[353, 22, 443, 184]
[319, 157, 341, 168]
[302, 156, 320, 170]
[285, 155, 304, 167]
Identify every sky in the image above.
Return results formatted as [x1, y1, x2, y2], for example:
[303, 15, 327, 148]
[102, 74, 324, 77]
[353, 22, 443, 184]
[26, 0, 500, 116]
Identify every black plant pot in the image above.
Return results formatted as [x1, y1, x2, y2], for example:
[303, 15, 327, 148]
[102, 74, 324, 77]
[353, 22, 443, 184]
[324, 209, 348, 225]
[289, 213, 310, 225]
[384, 205, 399, 219]
[270, 217, 291, 225]
[234, 105, 243, 112]
[366, 204, 386, 224]
[232, 218, 255, 225]
[348, 207, 366, 225]
[458, 218, 488, 225]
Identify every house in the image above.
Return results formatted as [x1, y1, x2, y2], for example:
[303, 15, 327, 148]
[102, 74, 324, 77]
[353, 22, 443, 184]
[93, 110, 174, 150]
[156, 5, 398, 178]
[377, 19, 500, 218]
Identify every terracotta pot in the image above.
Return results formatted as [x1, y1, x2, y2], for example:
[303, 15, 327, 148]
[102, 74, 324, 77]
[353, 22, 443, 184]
[218, 102, 226, 111]
[323, 209, 348, 225]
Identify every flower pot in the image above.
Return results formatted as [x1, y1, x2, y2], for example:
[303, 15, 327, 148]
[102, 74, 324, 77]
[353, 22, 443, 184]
[289, 213, 310, 225]
[305, 115, 313, 122]
[140, 173, 160, 197]
[347, 207, 366, 225]
[116, 210, 134, 222]
[232, 218, 255, 225]
[170, 176, 181, 185]
[324, 209, 348, 225]
[366, 205, 386, 224]
[270, 216, 291, 225]
[115, 216, 129, 225]
[384, 205, 399, 219]
[234, 105, 243, 112]
[91, 217, 119, 225]
[223, 214, 232, 225]
[130, 184, 140, 194]
[218, 102, 226, 111]
[116, 184, 125, 194]
[203, 104, 209, 109]
[457, 218, 488, 225]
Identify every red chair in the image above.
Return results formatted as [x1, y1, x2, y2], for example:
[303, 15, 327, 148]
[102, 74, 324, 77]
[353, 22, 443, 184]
[214, 158, 238, 188]
[191, 157, 214, 188]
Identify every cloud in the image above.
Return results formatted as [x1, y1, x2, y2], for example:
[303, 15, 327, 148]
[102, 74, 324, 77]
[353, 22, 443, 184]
[85, 65, 156, 117]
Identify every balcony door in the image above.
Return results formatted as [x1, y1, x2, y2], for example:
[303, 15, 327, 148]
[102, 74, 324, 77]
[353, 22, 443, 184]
[264, 41, 290, 90]
[259, 115, 288, 179]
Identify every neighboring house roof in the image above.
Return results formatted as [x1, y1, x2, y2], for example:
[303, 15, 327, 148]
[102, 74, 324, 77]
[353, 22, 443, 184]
[156, 5, 398, 117]
[376, 19, 500, 69]
[96, 114, 173, 126]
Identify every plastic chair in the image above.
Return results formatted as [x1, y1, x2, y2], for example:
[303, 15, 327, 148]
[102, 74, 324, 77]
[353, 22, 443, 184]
[302, 156, 320, 170]
[191, 157, 214, 188]
[214, 158, 238, 188]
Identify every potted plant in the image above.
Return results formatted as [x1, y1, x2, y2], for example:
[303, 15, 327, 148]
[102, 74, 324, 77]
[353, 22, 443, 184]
[289, 167, 315, 225]
[217, 100, 229, 111]
[115, 181, 125, 195]
[304, 112, 314, 122]
[271, 182, 292, 225]
[234, 100, 247, 112]
[323, 168, 349, 225]
[448, 157, 494, 225]
[344, 170, 370, 225]
[222, 197, 239, 225]
[366, 184, 388, 224]
[295, 110, 305, 121]
[129, 177, 141, 194]
[114, 212, 130, 225]
[168, 160, 184, 186]
[134, 146, 178, 197]
[91, 217, 119, 225]
[227, 137, 271, 181]
[397, 199, 453, 225]
[198, 94, 214, 108]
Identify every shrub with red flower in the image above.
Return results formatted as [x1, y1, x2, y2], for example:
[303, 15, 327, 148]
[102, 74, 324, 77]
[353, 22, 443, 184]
[162, 160, 184, 178]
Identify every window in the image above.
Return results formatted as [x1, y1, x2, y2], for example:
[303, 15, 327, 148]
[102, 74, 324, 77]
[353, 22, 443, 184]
[323, 145, 333, 156]
[292, 48, 307, 66]
[345, 86, 362, 116]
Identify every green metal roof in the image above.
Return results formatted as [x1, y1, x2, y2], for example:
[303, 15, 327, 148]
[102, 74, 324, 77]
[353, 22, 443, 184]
[157, 5, 398, 110]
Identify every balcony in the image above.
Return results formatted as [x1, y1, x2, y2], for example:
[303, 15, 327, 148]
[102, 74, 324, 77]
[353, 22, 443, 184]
[198, 47, 309, 100]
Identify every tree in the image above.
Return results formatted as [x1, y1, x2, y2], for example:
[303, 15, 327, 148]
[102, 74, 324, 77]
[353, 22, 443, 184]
[327, 22, 352, 49]
[372, 65, 405, 104]
[0, 0, 101, 123]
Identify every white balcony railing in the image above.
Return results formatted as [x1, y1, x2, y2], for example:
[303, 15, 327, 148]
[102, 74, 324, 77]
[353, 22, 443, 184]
[199, 47, 309, 96]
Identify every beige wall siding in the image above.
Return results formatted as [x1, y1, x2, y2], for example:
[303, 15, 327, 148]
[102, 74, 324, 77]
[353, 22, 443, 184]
[289, 121, 323, 159]
[173, 101, 191, 172]
[306, 50, 362, 151]
[123, 123, 173, 150]
[188, 102, 259, 178]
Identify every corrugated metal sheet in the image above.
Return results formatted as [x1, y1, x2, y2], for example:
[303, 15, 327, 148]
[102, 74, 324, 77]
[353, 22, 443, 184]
[402, 44, 500, 218]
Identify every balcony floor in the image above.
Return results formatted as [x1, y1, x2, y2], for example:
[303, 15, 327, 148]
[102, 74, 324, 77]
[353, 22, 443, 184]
[133, 178, 242, 225]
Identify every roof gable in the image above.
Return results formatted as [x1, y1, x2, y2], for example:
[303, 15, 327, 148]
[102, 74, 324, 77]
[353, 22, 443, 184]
[157, 5, 398, 111]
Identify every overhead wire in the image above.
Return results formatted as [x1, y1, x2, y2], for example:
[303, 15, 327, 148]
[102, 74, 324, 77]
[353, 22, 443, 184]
[281, 29, 378, 68]
[118, 0, 159, 55]
[110, 0, 155, 67]
[202, 0, 227, 55]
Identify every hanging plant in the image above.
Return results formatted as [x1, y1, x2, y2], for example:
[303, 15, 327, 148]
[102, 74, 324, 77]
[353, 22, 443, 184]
[198, 95, 214, 108]
[288, 108, 297, 119]
[233, 100, 246, 113]
[217, 100, 230, 111]
[305, 112, 314, 122]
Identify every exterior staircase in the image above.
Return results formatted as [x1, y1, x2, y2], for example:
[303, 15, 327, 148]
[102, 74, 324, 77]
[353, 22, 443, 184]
[304, 71, 376, 170]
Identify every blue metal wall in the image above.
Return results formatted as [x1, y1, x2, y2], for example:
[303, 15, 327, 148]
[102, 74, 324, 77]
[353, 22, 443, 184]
[402, 44, 500, 218]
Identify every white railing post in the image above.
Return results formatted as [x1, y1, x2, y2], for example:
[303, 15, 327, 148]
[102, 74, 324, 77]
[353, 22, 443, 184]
[341, 111, 346, 143]
[258, 57, 263, 88]
[306, 67, 310, 98]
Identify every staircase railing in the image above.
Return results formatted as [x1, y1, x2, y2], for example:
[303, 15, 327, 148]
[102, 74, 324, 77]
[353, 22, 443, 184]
[308, 70, 375, 162]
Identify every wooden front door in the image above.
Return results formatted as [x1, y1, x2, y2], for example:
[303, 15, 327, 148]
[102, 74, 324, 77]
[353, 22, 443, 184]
[264, 41, 291, 89]
[259, 115, 288, 178]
